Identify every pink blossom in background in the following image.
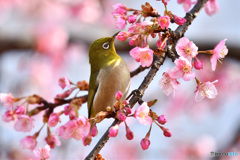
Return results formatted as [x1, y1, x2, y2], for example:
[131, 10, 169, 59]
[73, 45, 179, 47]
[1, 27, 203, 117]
[170, 57, 195, 81]
[159, 16, 170, 29]
[176, 37, 198, 61]
[173, 15, 187, 25]
[14, 115, 34, 132]
[58, 77, 71, 90]
[134, 102, 153, 125]
[2, 110, 15, 122]
[112, 3, 127, 29]
[108, 124, 119, 137]
[194, 80, 218, 102]
[177, 0, 192, 12]
[48, 113, 60, 127]
[15, 105, 25, 115]
[129, 47, 153, 67]
[45, 134, 61, 149]
[140, 137, 150, 150]
[159, 70, 180, 96]
[33, 145, 51, 160]
[157, 0, 170, 5]
[0, 93, 15, 109]
[204, 0, 219, 16]
[20, 136, 37, 150]
[210, 39, 228, 71]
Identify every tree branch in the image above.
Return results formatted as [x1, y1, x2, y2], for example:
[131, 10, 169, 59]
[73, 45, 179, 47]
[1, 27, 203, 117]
[85, 0, 209, 159]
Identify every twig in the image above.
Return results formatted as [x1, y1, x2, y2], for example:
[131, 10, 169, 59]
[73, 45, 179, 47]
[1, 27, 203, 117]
[85, 0, 209, 159]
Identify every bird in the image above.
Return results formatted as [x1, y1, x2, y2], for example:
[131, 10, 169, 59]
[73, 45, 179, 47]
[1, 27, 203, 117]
[88, 33, 130, 119]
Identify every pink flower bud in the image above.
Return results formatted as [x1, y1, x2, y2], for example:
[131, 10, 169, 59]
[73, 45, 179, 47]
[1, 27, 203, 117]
[173, 15, 187, 25]
[116, 32, 129, 41]
[128, 15, 137, 23]
[157, 115, 167, 125]
[140, 137, 150, 150]
[2, 110, 15, 122]
[108, 124, 119, 137]
[124, 107, 132, 114]
[126, 126, 134, 140]
[82, 134, 92, 146]
[90, 123, 98, 137]
[64, 105, 72, 115]
[115, 91, 122, 101]
[194, 58, 203, 70]
[123, 100, 129, 106]
[15, 105, 25, 115]
[116, 110, 127, 121]
[58, 77, 71, 90]
[48, 113, 60, 127]
[45, 134, 61, 149]
[69, 110, 76, 120]
[20, 136, 37, 150]
[163, 128, 172, 137]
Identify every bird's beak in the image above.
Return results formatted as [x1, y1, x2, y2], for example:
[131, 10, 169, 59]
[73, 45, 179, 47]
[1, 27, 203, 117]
[112, 31, 120, 39]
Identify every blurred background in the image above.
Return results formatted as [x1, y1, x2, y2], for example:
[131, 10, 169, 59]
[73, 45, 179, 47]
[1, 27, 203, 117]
[0, 0, 240, 159]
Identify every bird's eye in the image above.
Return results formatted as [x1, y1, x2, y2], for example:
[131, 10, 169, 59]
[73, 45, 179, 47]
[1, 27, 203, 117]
[102, 42, 110, 50]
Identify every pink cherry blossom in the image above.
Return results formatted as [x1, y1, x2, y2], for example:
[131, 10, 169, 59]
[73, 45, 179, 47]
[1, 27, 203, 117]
[33, 145, 51, 160]
[113, 3, 127, 15]
[116, 31, 130, 41]
[194, 80, 218, 102]
[159, 0, 170, 5]
[109, 124, 119, 137]
[56, 89, 73, 99]
[176, 37, 198, 61]
[128, 15, 137, 23]
[112, 3, 127, 29]
[156, 38, 166, 49]
[177, 0, 192, 12]
[57, 116, 90, 140]
[82, 134, 92, 146]
[48, 113, 60, 127]
[159, 70, 180, 96]
[125, 126, 134, 140]
[14, 115, 34, 132]
[159, 16, 170, 29]
[2, 110, 15, 122]
[45, 134, 61, 149]
[115, 91, 122, 101]
[20, 136, 37, 150]
[173, 15, 187, 25]
[140, 137, 150, 150]
[134, 102, 153, 125]
[90, 123, 98, 137]
[210, 39, 228, 71]
[0, 93, 15, 109]
[129, 47, 153, 67]
[157, 115, 167, 125]
[58, 77, 71, 90]
[204, 0, 219, 16]
[170, 57, 195, 81]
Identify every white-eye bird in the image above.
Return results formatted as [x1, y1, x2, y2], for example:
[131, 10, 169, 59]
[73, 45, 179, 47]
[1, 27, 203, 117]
[88, 33, 130, 118]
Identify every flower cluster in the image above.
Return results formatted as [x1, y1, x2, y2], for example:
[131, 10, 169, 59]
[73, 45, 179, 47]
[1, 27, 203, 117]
[159, 37, 228, 102]
[113, 2, 187, 68]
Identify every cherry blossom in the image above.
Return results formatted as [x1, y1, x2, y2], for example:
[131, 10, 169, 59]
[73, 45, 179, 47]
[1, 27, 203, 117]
[15, 105, 25, 115]
[116, 110, 127, 121]
[204, 0, 219, 16]
[163, 128, 172, 137]
[108, 124, 119, 137]
[45, 134, 61, 149]
[159, 16, 170, 29]
[33, 145, 51, 160]
[125, 125, 134, 140]
[210, 39, 228, 71]
[157, 115, 167, 125]
[2, 110, 15, 122]
[128, 15, 137, 23]
[159, 70, 180, 96]
[48, 113, 60, 127]
[140, 137, 150, 150]
[173, 15, 187, 25]
[14, 115, 34, 132]
[112, 3, 127, 29]
[194, 58, 203, 70]
[116, 31, 130, 41]
[20, 136, 37, 150]
[58, 77, 71, 90]
[115, 91, 122, 101]
[176, 37, 198, 61]
[0, 93, 15, 109]
[90, 123, 98, 137]
[177, 0, 192, 12]
[194, 80, 218, 102]
[170, 57, 195, 81]
[129, 47, 153, 67]
[134, 102, 153, 125]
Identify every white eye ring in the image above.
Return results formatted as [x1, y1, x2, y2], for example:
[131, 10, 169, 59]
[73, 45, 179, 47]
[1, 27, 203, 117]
[102, 42, 110, 50]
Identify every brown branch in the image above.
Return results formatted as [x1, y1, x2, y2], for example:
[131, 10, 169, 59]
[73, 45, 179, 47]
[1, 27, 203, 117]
[130, 65, 149, 77]
[85, 0, 209, 159]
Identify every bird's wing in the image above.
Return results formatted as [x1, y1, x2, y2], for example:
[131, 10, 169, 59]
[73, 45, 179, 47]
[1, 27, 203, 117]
[87, 71, 99, 118]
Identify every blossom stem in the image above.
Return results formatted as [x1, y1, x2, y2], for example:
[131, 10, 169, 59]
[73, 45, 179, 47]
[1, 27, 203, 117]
[198, 50, 213, 54]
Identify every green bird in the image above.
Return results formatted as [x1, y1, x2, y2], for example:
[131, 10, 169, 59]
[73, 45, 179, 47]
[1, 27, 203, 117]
[88, 33, 130, 118]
